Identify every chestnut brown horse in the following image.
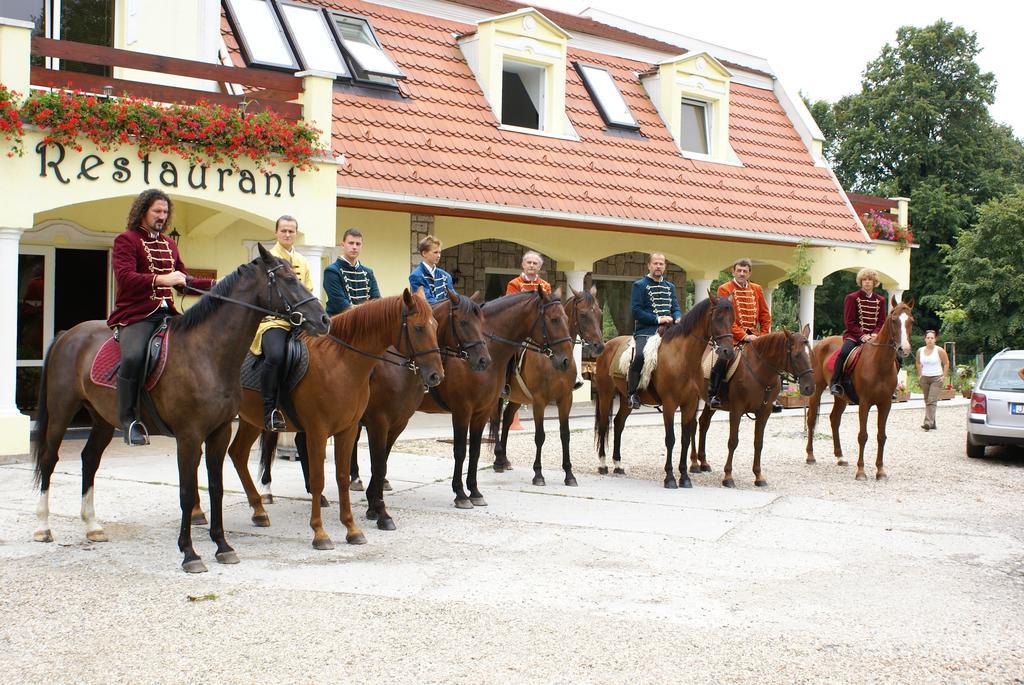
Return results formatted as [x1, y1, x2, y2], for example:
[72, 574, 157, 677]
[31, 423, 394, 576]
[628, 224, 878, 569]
[805, 298, 914, 480]
[420, 289, 573, 508]
[688, 326, 815, 487]
[31, 245, 329, 572]
[224, 289, 443, 549]
[490, 285, 605, 486]
[254, 290, 491, 531]
[593, 294, 736, 488]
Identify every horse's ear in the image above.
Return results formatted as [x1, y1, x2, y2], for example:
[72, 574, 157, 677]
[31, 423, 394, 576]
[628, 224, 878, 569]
[708, 291, 719, 304]
[589, 284, 598, 299]
[447, 287, 460, 303]
[552, 286, 563, 301]
[781, 324, 789, 335]
[469, 290, 483, 304]
[257, 242, 272, 262]
[906, 296, 915, 309]
[891, 294, 899, 309]
[801, 323, 811, 339]
[402, 288, 415, 307]
[568, 283, 581, 299]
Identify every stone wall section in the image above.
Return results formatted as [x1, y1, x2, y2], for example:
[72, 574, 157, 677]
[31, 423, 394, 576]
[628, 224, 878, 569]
[410, 214, 434, 270]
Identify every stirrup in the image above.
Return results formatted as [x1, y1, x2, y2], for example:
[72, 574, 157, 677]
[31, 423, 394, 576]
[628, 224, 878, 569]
[123, 420, 150, 447]
[830, 383, 844, 397]
[500, 384, 511, 401]
[708, 395, 722, 410]
[627, 393, 641, 410]
[572, 380, 585, 391]
[265, 408, 286, 432]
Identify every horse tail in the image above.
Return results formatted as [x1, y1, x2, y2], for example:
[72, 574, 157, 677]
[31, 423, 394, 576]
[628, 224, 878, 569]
[258, 431, 280, 486]
[32, 331, 63, 489]
[488, 398, 504, 452]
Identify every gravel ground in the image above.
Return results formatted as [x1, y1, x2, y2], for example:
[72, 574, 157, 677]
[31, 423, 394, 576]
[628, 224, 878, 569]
[1, 404, 1022, 684]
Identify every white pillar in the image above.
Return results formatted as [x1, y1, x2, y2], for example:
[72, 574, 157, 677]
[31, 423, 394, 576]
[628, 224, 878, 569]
[295, 244, 331, 297]
[763, 287, 775, 312]
[0, 227, 31, 455]
[693, 278, 713, 304]
[564, 270, 589, 403]
[799, 284, 817, 344]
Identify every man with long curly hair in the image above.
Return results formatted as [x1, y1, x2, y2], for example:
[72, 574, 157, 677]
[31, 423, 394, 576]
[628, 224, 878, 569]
[107, 190, 214, 445]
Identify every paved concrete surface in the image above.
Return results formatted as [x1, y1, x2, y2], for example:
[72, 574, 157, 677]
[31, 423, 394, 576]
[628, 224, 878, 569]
[1, 400, 1022, 684]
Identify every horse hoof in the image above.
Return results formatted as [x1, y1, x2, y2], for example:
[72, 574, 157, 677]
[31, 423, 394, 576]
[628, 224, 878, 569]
[86, 530, 109, 543]
[182, 559, 208, 574]
[252, 513, 271, 528]
[366, 508, 379, 521]
[564, 476, 578, 487]
[722, 479, 736, 488]
[876, 472, 888, 481]
[688, 464, 702, 474]
[191, 513, 208, 527]
[837, 459, 848, 467]
[454, 498, 474, 510]
[492, 463, 505, 473]
[664, 479, 678, 489]
[377, 518, 397, 531]
[261, 494, 273, 504]
[215, 550, 240, 565]
[613, 467, 626, 475]
[33, 529, 53, 543]
[597, 466, 609, 475]
[855, 472, 867, 481]
[350, 479, 364, 492]
[312, 537, 335, 550]
[700, 464, 712, 473]
[319, 495, 330, 507]
[346, 532, 367, 545]
[755, 479, 768, 488]
[806, 457, 816, 465]
[532, 476, 546, 486]
[470, 496, 488, 507]
[383, 480, 392, 492]
[681, 479, 693, 489]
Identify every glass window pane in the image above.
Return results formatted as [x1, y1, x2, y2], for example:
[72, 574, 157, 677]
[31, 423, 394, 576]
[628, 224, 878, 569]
[680, 100, 709, 154]
[578, 64, 637, 128]
[227, 0, 298, 69]
[57, 0, 114, 76]
[18, 254, 46, 361]
[280, 4, 349, 77]
[980, 360, 1024, 391]
[333, 15, 404, 78]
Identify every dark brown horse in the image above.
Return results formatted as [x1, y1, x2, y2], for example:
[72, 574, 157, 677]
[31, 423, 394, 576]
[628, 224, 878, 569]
[805, 299, 914, 479]
[593, 294, 736, 488]
[31, 245, 329, 572]
[224, 290, 443, 549]
[255, 290, 491, 531]
[490, 286, 605, 486]
[688, 326, 815, 487]
[420, 289, 574, 508]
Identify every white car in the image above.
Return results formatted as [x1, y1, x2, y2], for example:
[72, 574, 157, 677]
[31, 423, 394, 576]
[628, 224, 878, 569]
[966, 349, 1024, 458]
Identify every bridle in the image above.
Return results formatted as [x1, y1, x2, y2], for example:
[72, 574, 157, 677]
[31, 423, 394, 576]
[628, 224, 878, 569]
[568, 294, 603, 352]
[181, 261, 318, 326]
[867, 310, 906, 354]
[741, 332, 815, 410]
[338, 301, 440, 374]
[486, 297, 573, 358]
[439, 298, 487, 360]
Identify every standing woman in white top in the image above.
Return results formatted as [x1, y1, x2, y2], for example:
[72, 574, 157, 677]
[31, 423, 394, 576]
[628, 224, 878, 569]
[916, 330, 950, 431]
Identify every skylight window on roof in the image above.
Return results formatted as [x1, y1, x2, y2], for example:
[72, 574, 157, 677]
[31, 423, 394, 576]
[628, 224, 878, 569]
[680, 98, 711, 155]
[331, 13, 405, 80]
[223, 0, 299, 71]
[278, 2, 350, 78]
[574, 63, 638, 130]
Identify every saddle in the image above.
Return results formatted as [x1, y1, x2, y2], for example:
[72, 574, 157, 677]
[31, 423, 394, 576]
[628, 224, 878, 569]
[826, 345, 863, 374]
[240, 334, 310, 428]
[90, 326, 171, 391]
[701, 344, 743, 381]
[613, 335, 662, 391]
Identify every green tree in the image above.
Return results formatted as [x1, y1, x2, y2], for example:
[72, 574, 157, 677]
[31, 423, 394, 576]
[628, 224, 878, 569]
[942, 187, 1024, 352]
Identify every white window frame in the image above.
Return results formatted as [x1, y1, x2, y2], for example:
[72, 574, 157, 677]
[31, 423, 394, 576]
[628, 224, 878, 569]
[277, 1, 350, 79]
[223, 0, 300, 72]
[501, 58, 546, 131]
[329, 11, 405, 81]
[680, 97, 712, 158]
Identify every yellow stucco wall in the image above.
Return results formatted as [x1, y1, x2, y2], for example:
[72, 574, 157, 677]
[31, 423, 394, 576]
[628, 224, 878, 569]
[335, 206, 411, 295]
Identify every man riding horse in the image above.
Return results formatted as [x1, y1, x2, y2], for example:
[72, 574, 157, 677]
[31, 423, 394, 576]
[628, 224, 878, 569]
[830, 267, 888, 396]
[709, 258, 771, 409]
[107, 189, 214, 446]
[626, 253, 682, 410]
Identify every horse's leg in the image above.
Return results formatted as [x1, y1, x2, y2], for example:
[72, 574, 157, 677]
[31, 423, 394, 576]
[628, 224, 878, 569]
[296, 432, 328, 506]
[227, 420, 270, 527]
[33, 395, 80, 543]
[365, 421, 396, 531]
[678, 411, 694, 489]
[176, 437, 207, 573]
[467, 417, 488, 506]
[332, 424, 366, 545]
[875, 401, 891, 480]
[752, 408, 771, 487]
[692, 405, 714, 473]
[611, 397, 630, 475]
[79, 418, 114, 542]
[722, 410, 740, 488]
[805, 388, 822, 464]
[349, 424, 365, 492]
[829, 398, 848, 466]
[531, 401, 546, 487]
[259, 431, 279, 503]
[854, 403, 871, 481]
[558, 393, 576, 487]
[204, 421, 238, 564]
[595, 383, 612, 474]
[451, 415, 472, 509]
[304, 431, 333, 549]
[494, 401, 517, 472]
[662, 402, 678, 489]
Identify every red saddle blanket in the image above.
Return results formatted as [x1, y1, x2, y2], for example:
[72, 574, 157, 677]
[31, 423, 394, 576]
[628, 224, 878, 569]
[89, 330, 171, 390]
[826, 344, 862, 374]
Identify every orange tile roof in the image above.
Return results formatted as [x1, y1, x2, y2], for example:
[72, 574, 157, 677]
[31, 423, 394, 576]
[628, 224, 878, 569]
[223, 0, 866, 245]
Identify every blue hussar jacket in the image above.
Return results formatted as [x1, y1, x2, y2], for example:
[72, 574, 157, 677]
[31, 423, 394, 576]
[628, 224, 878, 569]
[324, 258, 381, 316]
[408, 262, 454, 304]
[631, 275, 682, 335]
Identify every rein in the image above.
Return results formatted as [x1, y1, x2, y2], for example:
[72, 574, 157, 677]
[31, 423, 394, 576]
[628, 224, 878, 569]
[567, 295, 603, 351]
[741, 335, 814, 410]
[486, 298, 572, 358]
[337, 303, 440, 373]
[439, 298, 487, 360]
[181, 263, 316, 326]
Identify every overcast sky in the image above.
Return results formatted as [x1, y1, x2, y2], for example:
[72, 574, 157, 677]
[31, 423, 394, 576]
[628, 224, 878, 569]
[534, 0, 1023, 137]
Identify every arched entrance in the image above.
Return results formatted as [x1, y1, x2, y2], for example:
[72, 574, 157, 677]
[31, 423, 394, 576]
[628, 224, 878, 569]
[439, 238, 560, 301]
[592, 251, 687, 338]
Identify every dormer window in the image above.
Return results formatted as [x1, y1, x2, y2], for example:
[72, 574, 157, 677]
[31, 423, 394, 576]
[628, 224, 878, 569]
[278, 1, 350, 78]
[680, 98, 710, 155]
[502, 60, 545, 129]
[223, 0, 299, 71]
[574, 62, 638, 130]
[331, 13, 405, 82]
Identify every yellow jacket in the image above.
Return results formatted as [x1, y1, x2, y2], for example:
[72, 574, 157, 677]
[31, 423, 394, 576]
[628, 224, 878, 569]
[250, 242, 314, 355]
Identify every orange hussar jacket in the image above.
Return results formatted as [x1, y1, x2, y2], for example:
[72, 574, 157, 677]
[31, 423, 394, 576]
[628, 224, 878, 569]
[717, 279, 771, 343]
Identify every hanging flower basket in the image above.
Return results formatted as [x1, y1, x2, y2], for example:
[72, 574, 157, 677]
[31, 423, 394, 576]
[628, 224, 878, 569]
[862, 210, 914, 250]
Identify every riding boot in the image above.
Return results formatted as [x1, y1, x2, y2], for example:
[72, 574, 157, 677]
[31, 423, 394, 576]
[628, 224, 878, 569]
[116, 374, 149, 446]
[829, 368, 844, 396]
[708, 364, 725, 410]
[626, 366, 642, 410]
[262, 369, 286, 432]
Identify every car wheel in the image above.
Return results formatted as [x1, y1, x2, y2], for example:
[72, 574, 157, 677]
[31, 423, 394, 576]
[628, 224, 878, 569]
[966, 434, 985, 459]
